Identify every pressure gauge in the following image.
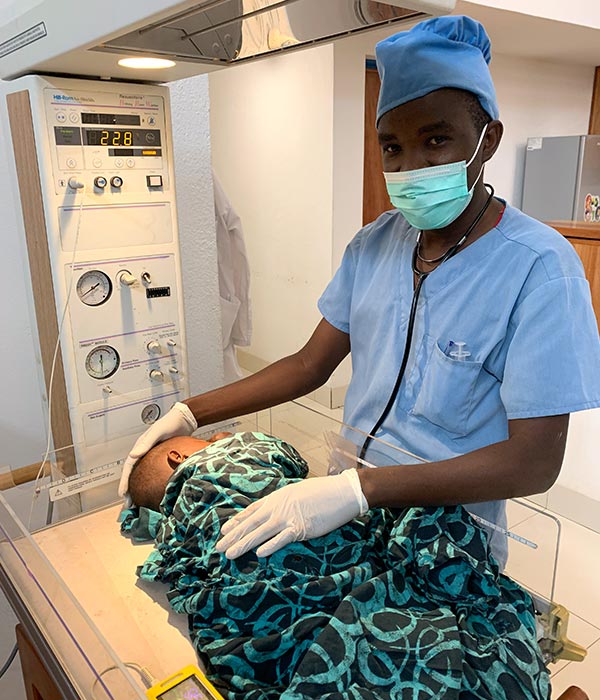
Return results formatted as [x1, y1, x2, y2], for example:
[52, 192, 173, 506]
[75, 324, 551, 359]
[85, 345, 120, 379]
[76, 270, 112, 306]
[141, 403, 161, 425]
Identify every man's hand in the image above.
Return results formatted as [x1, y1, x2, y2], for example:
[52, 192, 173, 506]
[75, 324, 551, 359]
[215, 470, 369, 559]
[118, 402, 197, 498]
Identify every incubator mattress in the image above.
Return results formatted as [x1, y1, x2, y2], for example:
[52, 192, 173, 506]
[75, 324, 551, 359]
[121, 431, 549, 700]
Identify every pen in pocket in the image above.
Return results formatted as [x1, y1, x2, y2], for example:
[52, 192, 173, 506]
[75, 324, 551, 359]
[443, 340, 456, 355]
[446, 340, 471, 361]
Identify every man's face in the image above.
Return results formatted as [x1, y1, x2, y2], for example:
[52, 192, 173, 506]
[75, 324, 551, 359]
[377, 88, 485, 179]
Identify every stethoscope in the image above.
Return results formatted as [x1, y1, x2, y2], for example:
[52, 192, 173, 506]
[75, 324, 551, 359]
[358, 184, 496, 461]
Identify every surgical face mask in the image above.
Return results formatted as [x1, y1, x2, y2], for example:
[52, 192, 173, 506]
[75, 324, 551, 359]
[383, 125, 488, 230]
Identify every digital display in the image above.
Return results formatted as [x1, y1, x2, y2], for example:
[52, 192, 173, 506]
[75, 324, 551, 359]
[83, 128, 161, 148]
[156, 676, 213, 700]
[146, 286, 171, 298]
[108, 148, 162, 157]
[82, 113, 141, 126]
[54, 126, 82, 145]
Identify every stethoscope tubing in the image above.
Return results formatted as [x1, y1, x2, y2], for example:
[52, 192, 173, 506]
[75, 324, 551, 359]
[358, 186, 495, 461]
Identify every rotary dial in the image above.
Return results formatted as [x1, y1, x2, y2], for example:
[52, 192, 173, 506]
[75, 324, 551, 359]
[85, 345, 120, 379]
[76, 270, 112, 306]
[141, 404, 161, 425]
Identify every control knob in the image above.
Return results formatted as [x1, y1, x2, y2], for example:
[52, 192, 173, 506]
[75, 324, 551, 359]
[147, 341, 161, 353]
[118, 270, 137, 286]
[110, 176, 123, 189]
[149, 369, 163, 380]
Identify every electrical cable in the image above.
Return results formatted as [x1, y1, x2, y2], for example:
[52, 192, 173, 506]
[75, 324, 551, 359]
[0, 643, 18, 680]
[359, 185, 495, 461]
[27, 185, 86, 531]
[91, 661, 158, 699]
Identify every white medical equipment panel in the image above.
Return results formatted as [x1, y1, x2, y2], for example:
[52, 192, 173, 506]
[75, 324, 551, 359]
[9, 75, 189, 491]
[68, 253, 184, 401]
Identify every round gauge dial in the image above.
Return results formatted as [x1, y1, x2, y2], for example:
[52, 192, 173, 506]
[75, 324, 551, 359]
[85, 345, 120, 379]
[76, 270, 112, 306]
[141, 403, 161, 425]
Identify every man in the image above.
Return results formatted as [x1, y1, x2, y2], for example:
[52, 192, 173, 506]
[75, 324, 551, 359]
[119, 16, 600, 568]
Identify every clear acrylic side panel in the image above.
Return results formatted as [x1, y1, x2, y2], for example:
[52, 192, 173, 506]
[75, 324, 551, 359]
[0, 400, 561, 605]
[0, 493, 146, 699]
[0, 413, 262, 697]
[0, 400, 563, 699]
[0, 412, 260, 533]
[503, 499, 561, 603]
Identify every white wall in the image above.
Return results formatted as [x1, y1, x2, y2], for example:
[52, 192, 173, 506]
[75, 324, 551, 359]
[209, 45, 335, 364]
[487, 53, 595, 207]
[561, 410, 600, 495]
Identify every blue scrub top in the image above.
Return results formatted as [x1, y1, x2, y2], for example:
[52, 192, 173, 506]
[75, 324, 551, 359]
[318, 204, 600, 567]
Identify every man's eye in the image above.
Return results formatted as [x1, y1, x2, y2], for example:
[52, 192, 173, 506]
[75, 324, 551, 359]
[382, 144, 400, 154]
[428, 136, 448, 146]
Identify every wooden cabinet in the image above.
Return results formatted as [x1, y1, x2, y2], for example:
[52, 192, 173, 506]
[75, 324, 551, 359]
[546, 222, 600, 331]
[16, 624, 64, 700]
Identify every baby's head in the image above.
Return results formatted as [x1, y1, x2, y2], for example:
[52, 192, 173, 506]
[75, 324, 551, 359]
[128, 433, 231, 511]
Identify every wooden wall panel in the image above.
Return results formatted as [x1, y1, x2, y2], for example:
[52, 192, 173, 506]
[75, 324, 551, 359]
[589, 66, 600, 135]
[362, 68, 391, 226]
[6, 90, 76, 477]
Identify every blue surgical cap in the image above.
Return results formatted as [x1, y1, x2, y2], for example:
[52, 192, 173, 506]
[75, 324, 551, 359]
[375, 15, 499, 124]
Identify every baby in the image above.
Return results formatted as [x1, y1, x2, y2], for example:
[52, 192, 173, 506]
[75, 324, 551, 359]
[127, 432, 231, 511]
[122, 430, 548, 700]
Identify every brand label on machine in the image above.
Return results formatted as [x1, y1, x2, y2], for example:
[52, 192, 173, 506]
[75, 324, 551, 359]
[45, 461, 122, 501]
[0, 22, 46, 58]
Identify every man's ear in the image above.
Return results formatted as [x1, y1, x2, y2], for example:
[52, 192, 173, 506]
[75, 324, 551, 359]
[482, 119, 503, 164]
[167, 450, 186, 469]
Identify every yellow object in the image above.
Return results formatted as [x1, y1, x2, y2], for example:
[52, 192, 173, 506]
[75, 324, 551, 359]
[146, 664, 224, 700]
[539, 604, 588, 664]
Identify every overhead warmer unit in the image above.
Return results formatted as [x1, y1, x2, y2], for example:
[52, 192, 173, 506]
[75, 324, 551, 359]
[0, 0, 455, 82]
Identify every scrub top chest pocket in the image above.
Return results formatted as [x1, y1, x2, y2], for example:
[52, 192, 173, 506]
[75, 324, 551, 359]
[410, 338, 484, 437]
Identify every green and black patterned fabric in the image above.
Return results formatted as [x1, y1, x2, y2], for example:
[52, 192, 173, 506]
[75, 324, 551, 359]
[121, 431, 550, 700]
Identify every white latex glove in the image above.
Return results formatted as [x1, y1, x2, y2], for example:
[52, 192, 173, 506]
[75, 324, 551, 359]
[215, 470, 369, 559]
[118, 401, 197, 499]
